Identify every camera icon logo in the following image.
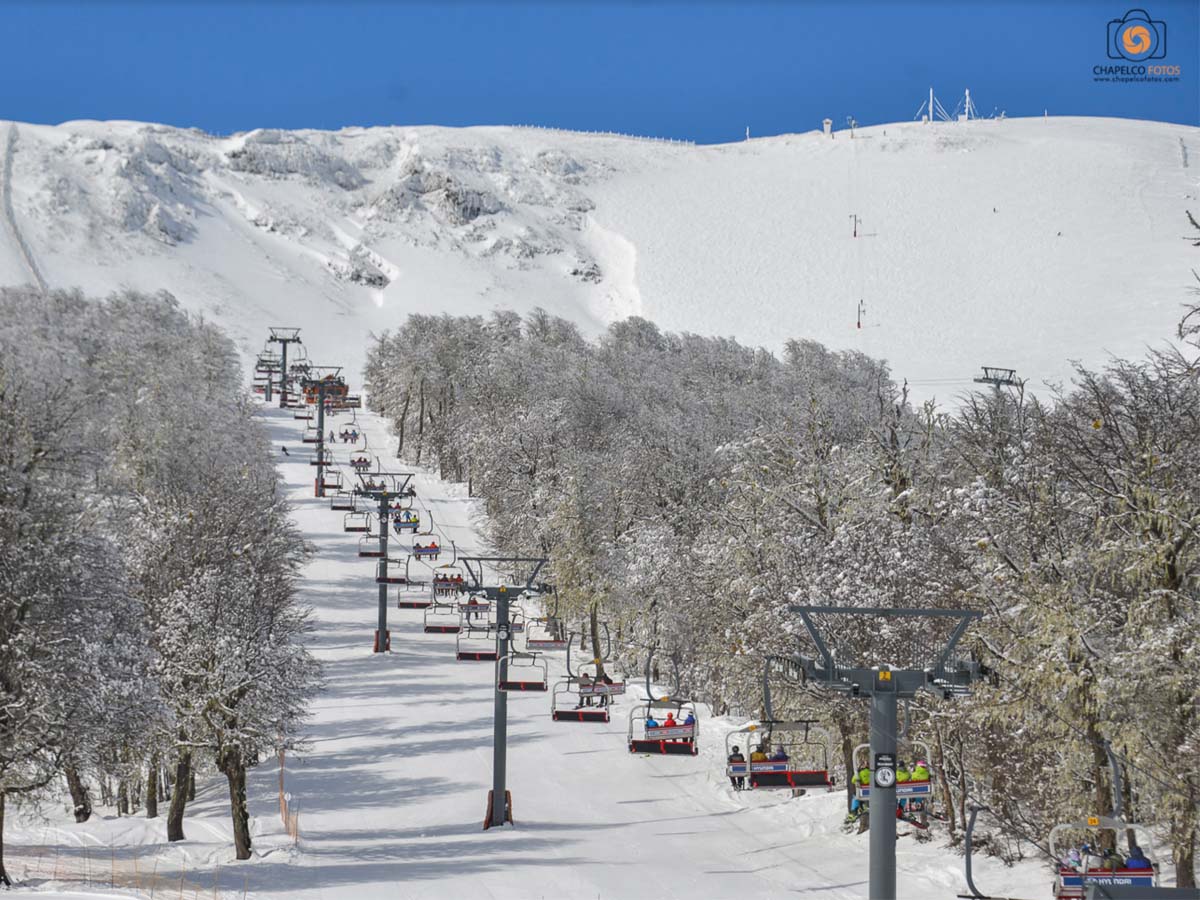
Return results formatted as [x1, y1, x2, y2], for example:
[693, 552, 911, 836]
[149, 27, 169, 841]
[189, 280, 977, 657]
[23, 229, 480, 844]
[1107, 9, 1166, 61]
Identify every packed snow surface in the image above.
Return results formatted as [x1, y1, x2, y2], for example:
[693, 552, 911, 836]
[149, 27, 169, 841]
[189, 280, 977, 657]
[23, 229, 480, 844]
[0, 115, 1197, 399]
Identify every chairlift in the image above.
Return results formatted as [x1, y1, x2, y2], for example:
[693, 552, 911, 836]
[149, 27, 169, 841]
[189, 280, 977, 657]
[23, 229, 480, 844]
[321, 469, 344, 493]
[628, 647, 695, 755]
[458, 594, 493, 626]
[526, 589, 568, 650]
[456, 622, 499, 662]
[726, 722, 833, 790]
[550, 677, 610, 723]
[1048, 819, 1159, 898]
[432, 565, 467, 598]
[330, 492, 356, 512]
[357, 535, 384, 558]
[423, 602, 462, 634]
[852, 740, 934, 804]
[393, 563, 432, 608]
[412, 540, 442, 561]
[343, 511, 373, 534]
[375, 556, 408, 586]
[526, 618, 568, 651]
[498, 651, 548, 692]
[629, 700, 698, 756]
[392, 508, 421, 534]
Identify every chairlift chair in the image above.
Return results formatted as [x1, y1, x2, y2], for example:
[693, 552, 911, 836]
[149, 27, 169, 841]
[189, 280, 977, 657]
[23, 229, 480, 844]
[392, 509, 421, 534]
[727, 722, 834, 790]
[356, 535, 384, 558]
[629, 700, 698, 756]
[412, 541, 442, 561]
[498, 651, 548, 692]
[422, 602, 462, 634]
[395, 572, 432, 609]
[525, 617, 568, 651]
[343, 511, 373, 534]
[431, 565, 466, 598]
[321, 469, 344, 493]
[455, 623, 499, 662]
[331, 492, 356, 512]
[852, 741, 934, 803]
[1050, 817, 1159, 898]
[457, 594, 493, 626]
[376, 555, 408, 585]
[550, 676, 610, 723]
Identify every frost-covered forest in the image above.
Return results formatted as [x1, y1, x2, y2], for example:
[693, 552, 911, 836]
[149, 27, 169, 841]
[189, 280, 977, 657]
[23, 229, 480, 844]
[364, 298, 1200, 885]
[0, 287, 318, 881]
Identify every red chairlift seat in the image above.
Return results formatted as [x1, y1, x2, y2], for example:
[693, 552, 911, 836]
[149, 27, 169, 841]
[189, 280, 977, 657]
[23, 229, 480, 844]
[375, 564, 407, 585]
[457, 649, 499, 662]
[357, 537, 383, 558]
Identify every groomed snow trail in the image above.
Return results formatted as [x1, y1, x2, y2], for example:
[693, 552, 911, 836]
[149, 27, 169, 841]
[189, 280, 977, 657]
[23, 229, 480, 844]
[234, 403, 1046, 900]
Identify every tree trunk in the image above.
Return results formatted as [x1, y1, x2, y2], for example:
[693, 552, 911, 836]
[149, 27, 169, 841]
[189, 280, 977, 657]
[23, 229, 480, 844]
[166, 752, 191, 842]
[0, 792, 11, 887]
[396, 388, 411, 458]
[1177, 829, 1196, 889]
[589, 603, 605, 680]
[219, 751, 252, 860]
[930, 719, 956, 837]
[840, 726, 855, 813]
[117, 779, 129, 816]
[188, 769, 196, 801]
[64, 764, 92, 823]
[145, 755, 159, 819]
[415, 378, 425, 465]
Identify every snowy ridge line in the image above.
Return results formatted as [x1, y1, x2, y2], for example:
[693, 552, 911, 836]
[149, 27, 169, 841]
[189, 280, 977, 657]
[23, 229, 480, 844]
[1, 123, 47, 292]
[509, 123, 695, 145]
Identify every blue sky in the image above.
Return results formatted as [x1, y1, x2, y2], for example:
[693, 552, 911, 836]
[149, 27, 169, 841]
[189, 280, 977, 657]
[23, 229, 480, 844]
[2, 1, 1196, 142]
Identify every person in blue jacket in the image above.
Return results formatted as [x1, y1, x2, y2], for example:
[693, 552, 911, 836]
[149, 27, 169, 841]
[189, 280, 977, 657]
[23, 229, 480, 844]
[645, 714, 659, 729]
[1124, 846, 1152, 870]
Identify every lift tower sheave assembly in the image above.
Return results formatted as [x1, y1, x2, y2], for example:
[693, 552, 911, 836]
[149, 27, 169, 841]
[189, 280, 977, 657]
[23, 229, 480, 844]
[788, 606, 986, 900]
[459, 556, 548, 831]
[267, 327, 303, 408]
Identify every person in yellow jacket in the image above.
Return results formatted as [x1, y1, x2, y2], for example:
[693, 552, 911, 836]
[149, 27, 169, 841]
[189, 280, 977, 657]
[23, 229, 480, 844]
[896, 761, 911, 783]
[749, 745, 768, 763]
[911, 759, 930, 782]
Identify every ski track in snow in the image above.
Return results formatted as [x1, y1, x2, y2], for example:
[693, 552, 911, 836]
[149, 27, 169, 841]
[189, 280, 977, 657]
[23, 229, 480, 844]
[1, 123, 47, 291]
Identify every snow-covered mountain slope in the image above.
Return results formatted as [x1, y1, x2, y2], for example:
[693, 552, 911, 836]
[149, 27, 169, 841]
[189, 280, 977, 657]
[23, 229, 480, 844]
[2, 116, 1196, 398]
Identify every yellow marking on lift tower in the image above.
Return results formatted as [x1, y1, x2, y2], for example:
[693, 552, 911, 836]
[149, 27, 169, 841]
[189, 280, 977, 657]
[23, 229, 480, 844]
[1087, 816, 1100, 826]
[878, 671, 892, 682]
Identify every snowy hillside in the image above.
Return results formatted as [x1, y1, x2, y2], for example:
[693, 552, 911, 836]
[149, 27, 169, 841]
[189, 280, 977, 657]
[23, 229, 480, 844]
[1, 116, 1197, 398]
